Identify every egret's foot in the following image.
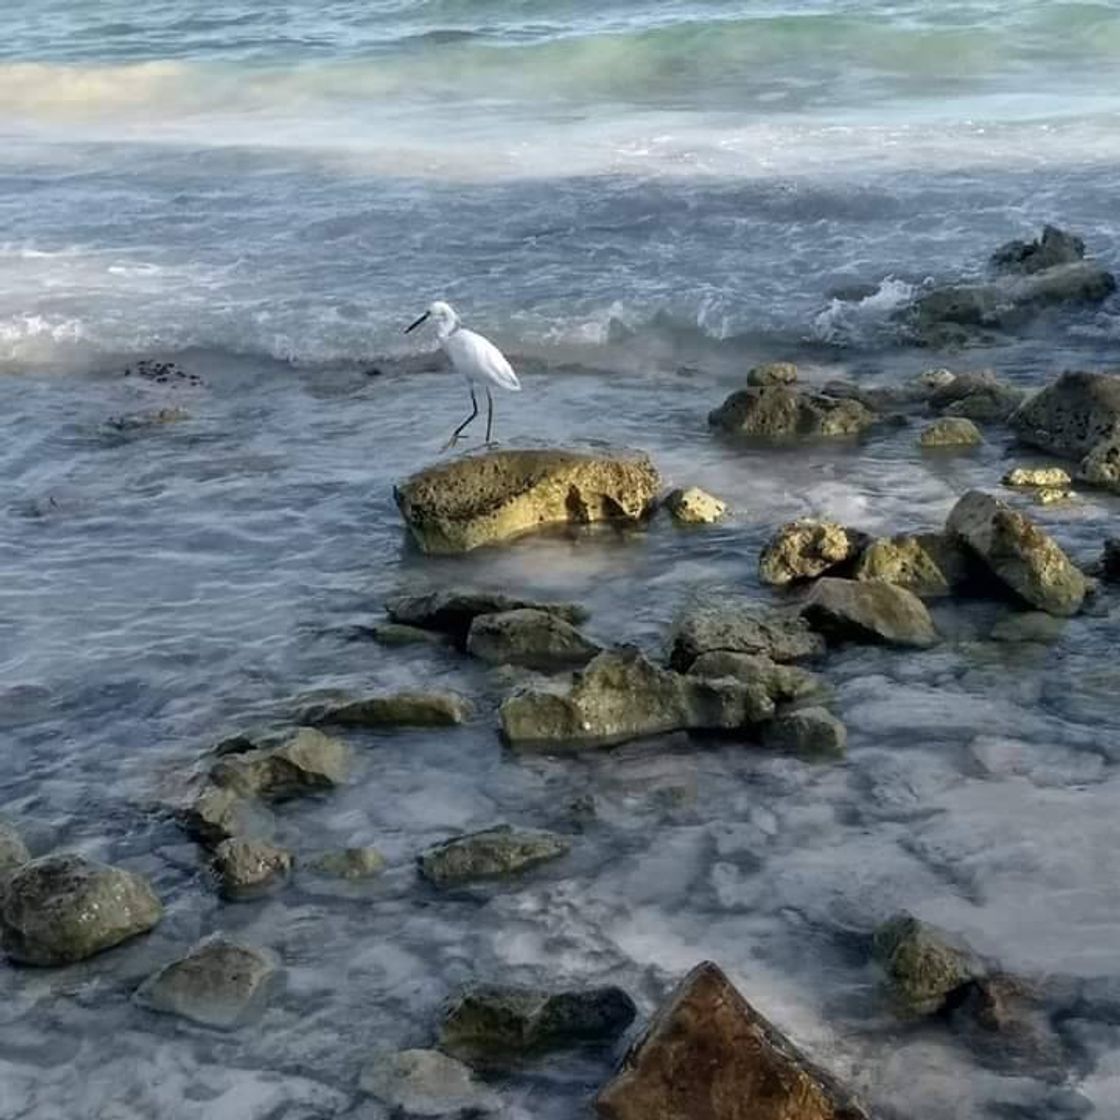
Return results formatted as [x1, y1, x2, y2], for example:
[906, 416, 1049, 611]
[440, 433, 463, 453]
[483, 440, 502, 450]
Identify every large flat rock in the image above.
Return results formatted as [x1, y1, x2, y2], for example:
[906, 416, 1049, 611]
[394, 448, 660, 553]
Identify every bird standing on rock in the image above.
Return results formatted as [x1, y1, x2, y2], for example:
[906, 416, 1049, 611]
[405, 301, 521, 451]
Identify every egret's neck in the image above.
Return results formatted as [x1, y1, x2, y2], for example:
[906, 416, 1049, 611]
[436, 318, 460, 341]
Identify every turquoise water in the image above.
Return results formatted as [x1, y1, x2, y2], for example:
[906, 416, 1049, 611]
[3, 6, 1120, 1120]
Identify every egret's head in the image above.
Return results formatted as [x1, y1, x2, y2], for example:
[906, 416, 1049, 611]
[405, 300, 458, 335]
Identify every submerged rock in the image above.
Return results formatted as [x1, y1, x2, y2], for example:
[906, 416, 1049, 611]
[668, 603, 825, 670]
[990, 611, 1067, 644]
[903, 259, 1116, 346]
[758, 519, 867, 586]
[747, 361, 798, 387]
[852, 533, 971, 598]
[919, 417, 983, 448]
[135, 935, 278, 1029]
[386, 589, 587, 647]
[370, 622, 454, 648]
[991, 225, 1087, 275]
[0, 821, 30, 875]
[311, 847, 386, 880]
[1010, 370, 1120, 458]
[180, 784, 274, 847]
[664, 486, 727, 524]
[1102, 539, 1120, 582]
[304, 691, 471, 728]
[596, 961, 870, 1120]
[360, 1049, 500, 1117]
[946, 490, 1086, 616]
[929, 371, 1025, 422]
[872, 912, 979, 1016]
[418, 826, 569, 888]
[394, 448, 660, 553]
[212, 839, 292, 900]
[801, 578, 938, 648]
[708, 385, 875, 438]
[763, 707, 847, 756]
[441, 983, 637, 1063]
[687, 651, 825, 705]
[1002, 466, 1072, 489]
[499, 647, 774, 749]
[0, 854, 163, 966]
[466, 608, 600, 671]
[210, 728, 350, 800]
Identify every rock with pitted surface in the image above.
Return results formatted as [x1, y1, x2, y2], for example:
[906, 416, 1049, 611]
[210, 728, 350, 801]
[946, 490, 1087, 616]
[304, 691, 471, 728]
[919, 417, 983, 448]
[1080, 436, 1120, 492]
[687, 652, 825, 706]
[668, 604, 825, 671]
[852, 532, 972, 598]
[664, 486, 727, 524]
[872, 913, 980, 1016]
[441, 983, 637, 1064]
[394, 448, 660, 553]
[418, 826, 569, 888]
[1002, 466, 1072, 489]
[135, 935, 278, 1029]
[595, 961, 870, 1120]
[466, 608, 601, 671]
[0, 821, 30, 875]
[386, 588, 588, 647]
[763, 707, 847, 756]
[801, 579, 939, 648]
[709, 385, 875, 438]
[0, 854, 163, 966]
[928, 371, 1025, 423]
[499, 647, 774, 749]
[758, 519, 868, 586]
[212, 839, 292, 900]
[360, 1049, 500, 1117]
[747, 361, 798, 387]
[1010, 370, 1120, 458]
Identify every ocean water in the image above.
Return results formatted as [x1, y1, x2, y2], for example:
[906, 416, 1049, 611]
[2, 3, 1120, 1118]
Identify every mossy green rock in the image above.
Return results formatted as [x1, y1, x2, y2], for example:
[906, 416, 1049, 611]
[763, 706, 847, 756]
[213, 838, 293, 900]
[466, 608, 600, 671]
[180, 784, 274, 847]
[312, 847, 386, 880]
[709, 385, 875, 438]
[872, 913, 979, 1016]
[440, 983, 637, 1063]
[210, 728, 350, 800]
[919, 417, 983, 448]
[759, 519, 868, 586]
[418, 826, 569, 887]
[305, 691, 471, 728]
[0, 854, 163, 966]
[0, 821, 30, 874]
[852, 533, 972, 598]
[499, 647, 774, 749]
[687, 651, 825, 705]
[668, 604, 824, 671]
[946, 489, 1086, 616]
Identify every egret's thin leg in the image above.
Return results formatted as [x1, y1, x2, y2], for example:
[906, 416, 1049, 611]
[442, 387, 478, 451]
[485, 387, 494, 444]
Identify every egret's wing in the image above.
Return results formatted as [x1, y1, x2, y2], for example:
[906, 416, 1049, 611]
[455, 329, 521, 391]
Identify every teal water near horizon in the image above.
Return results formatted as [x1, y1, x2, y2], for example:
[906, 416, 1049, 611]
[3, 5, 1120, 1120]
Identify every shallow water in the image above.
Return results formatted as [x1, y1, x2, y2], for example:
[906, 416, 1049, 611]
[4, 1, 1120, 1117]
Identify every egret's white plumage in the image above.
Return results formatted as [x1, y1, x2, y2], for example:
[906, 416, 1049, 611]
[405, 300, 521, 448]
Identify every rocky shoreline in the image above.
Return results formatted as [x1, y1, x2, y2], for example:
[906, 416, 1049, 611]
[2, 227, 1118, 1117]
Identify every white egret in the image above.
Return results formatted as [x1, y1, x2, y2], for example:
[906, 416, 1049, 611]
[404, 301, 521, 450]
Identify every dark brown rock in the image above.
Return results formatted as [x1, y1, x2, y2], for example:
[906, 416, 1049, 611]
[595, 961, 869, 1120]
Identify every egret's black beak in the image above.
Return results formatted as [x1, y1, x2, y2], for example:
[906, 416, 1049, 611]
[404, 311, 430, 334]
